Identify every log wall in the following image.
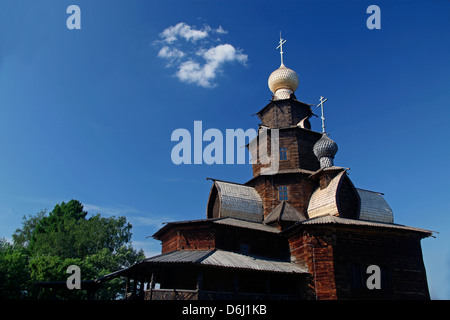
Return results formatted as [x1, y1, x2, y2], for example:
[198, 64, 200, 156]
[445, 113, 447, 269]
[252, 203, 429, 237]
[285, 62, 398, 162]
[288, 226, 430, 300]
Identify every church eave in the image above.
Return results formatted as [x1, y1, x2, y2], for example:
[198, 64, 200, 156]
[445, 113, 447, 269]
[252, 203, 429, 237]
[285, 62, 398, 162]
[308, 166, 349, 180]
[252, 97, 316, 118]
[281, 215, 435, 239]
[152, 216, 280, 240]
[151, 218, 219, 240]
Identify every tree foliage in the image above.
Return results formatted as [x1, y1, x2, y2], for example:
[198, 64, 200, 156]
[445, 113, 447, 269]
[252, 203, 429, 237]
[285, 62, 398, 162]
[1, 200, 145, 300]
[0, 238, 30, 299]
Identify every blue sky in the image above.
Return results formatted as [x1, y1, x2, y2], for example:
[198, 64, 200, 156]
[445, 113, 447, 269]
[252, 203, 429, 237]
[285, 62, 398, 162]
[0, 0, 448, 299]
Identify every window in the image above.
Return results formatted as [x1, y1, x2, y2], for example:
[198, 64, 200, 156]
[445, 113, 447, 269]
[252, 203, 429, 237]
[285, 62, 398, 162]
[279, 147, 287, 160]
[278, 186, 288, 201]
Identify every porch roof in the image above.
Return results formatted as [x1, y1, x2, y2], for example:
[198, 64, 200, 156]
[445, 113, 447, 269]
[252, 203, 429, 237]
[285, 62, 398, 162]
[98, 249, 307, 282]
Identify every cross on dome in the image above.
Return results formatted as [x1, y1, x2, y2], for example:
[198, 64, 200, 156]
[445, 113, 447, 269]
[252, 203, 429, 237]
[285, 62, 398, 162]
[317, 96, 328, 133]
[276, 32, 287, 66]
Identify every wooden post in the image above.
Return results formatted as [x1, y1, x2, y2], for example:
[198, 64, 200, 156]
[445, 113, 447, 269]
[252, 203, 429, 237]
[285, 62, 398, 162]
[132, 278, 137, 297]
[149, 273, 154, 301]
[125, 277, 130, 297]
[139, 279, 144, 299]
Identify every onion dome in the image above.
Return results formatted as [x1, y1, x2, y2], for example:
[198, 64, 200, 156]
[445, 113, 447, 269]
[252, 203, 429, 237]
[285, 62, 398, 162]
[268, 63, 299, 100]
[313, 133, 338, 168]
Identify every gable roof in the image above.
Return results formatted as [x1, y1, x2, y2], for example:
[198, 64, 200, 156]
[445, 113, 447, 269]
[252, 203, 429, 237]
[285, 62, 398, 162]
[152, 216, 280, 239]
[215, 180, 263, 215]
[264, 201, 307, 225]
[307, 171, 346, 218]
[207, 179, 263, 222]
[214, 217, 279, 233]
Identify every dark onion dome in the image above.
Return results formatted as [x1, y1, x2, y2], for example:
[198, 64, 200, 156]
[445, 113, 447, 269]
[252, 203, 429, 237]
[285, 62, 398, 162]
[313, 133, 338, 168]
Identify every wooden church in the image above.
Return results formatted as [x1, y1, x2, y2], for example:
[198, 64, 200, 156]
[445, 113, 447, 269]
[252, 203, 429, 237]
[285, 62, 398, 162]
[101, 37, 433, 300]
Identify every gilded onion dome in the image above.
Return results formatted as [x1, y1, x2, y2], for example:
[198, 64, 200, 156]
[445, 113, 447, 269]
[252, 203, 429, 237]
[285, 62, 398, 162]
[313, 133, 338, 168]
[268, 63, 299, 100]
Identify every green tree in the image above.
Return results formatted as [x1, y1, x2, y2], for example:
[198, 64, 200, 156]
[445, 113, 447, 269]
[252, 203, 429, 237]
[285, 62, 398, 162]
[0, 238, 30, 299]
[28, 254, 85, 300]
[7, 200, 145, 300]
[12, 210, 46, 249]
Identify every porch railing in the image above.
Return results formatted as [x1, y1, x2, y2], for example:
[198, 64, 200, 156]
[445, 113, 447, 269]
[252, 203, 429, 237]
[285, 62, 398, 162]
[133, 288, 300, 300]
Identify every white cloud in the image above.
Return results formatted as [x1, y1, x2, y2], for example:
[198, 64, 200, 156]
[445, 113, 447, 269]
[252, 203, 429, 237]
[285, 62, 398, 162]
[176, 44, 247, 88]
[156, 22, 247, 88]
[203, 43, 247, 65]
[160, 22, 210, 43]
[158, 46, 185, 59]
[215, 25, 228, 34]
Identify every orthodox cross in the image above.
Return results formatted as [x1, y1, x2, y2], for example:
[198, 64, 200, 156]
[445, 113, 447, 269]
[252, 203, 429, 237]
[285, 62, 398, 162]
[317, 96, 328, 133]
[276, 32, 287, 65]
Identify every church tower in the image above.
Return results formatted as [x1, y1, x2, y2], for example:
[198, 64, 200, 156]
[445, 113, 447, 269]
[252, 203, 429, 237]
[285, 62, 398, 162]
[245, 35, 359, 228]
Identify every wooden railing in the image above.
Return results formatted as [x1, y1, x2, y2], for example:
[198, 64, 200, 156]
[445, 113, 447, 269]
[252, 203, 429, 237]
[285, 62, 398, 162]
[128, 289, 300, 300]
[199, 291, 300, 300]
[144, 288, 198, 300]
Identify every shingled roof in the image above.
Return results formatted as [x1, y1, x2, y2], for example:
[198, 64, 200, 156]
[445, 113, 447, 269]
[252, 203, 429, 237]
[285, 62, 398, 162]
[264, 201, 307, 225]
[307, 171, 346, 218]
[207, 179, 263, 222]
[357, 188, 393, 223]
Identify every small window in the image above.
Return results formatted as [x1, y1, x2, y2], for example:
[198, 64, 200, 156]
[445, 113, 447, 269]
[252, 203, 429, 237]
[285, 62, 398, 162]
[279, 147, 287, 160]
[278, 186, 288, 201]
